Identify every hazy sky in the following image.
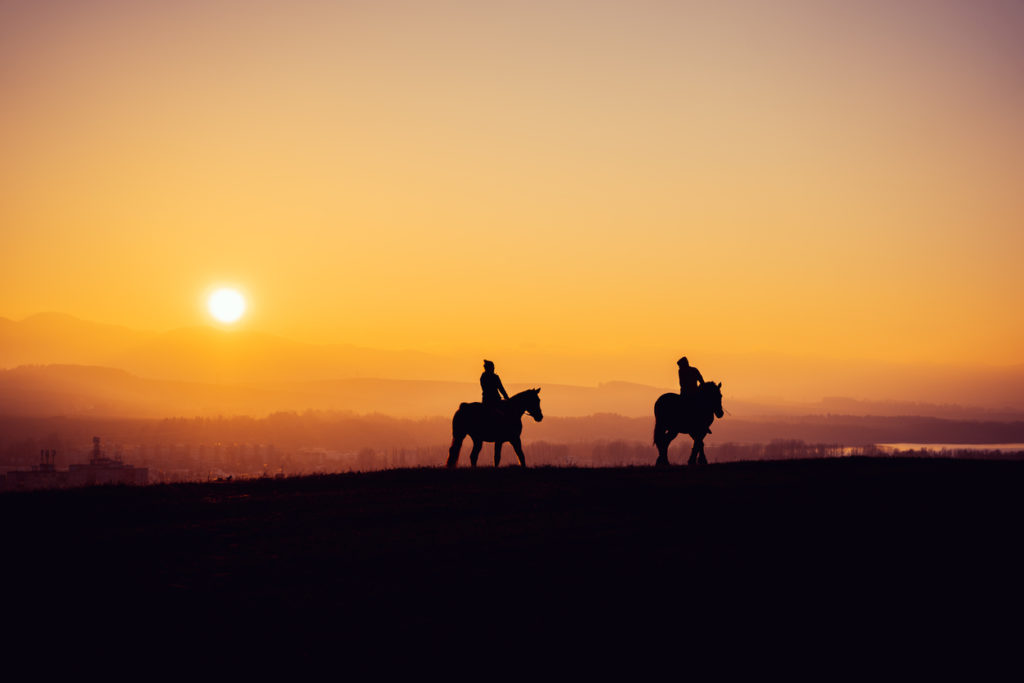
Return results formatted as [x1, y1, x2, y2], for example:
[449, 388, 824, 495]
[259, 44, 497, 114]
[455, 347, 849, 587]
[3, 0, 1023, 372]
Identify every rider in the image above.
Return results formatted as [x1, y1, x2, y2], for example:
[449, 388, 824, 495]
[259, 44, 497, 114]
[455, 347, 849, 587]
[678, 356, 705, 398]
[678, 356, 707, 433]
[481, 359, 510, 412]
[679, 356, 704, 397]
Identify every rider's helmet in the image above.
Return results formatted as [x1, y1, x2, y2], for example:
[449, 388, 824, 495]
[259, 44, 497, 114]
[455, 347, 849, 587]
[678, 357, 689, 367]
[483, 360, 495, 371]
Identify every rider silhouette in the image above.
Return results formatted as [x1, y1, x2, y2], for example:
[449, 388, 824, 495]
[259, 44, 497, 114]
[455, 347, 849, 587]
[481, 360, 510, 411]
[678, 357, 708, 435]
[678, 356, 704, 398]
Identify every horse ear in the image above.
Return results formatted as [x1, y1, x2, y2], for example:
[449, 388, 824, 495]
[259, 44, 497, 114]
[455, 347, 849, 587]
[717, 382, 722, 388]
[536, 387, 541, 393]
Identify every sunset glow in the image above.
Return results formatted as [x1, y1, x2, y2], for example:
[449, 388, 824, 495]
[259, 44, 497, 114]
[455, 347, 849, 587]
[6, 5, 1024, 661]
[1, 0, 1022, 405]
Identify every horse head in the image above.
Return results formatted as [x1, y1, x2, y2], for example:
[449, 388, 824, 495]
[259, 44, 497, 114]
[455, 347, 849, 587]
[704, 381, 724, 419]
[522, 388, 543, 422]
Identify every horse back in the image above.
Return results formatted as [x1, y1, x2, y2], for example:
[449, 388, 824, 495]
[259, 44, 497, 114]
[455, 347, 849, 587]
[654, 392, 681, 420]
[453, 401, 486, 424]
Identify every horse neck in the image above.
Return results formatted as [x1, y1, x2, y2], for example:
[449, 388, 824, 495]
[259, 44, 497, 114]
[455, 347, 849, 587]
[506, 392, 532, 416]
[695, 386, 718, 414]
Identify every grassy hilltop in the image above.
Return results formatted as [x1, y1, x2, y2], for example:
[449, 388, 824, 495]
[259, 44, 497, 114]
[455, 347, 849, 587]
[4, 458, 1023, 662]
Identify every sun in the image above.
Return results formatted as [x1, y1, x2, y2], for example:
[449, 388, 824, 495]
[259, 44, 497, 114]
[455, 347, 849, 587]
[207, 288, 246, 324]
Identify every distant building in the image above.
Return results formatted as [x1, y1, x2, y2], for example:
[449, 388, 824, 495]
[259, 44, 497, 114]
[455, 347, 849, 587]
[0, 437, 147, 492]
[1, 448, 61, 491]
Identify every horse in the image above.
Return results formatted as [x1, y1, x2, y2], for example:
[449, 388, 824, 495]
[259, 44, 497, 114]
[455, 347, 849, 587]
[653, 382, 724, 467]
[447, 388, 543, 468]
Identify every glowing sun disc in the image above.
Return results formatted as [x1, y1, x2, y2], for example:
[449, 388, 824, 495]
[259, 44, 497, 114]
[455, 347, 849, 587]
[208, 288, 246, 323]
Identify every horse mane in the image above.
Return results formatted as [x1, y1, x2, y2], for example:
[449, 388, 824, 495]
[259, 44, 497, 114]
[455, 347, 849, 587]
[510, 388, 539, 400]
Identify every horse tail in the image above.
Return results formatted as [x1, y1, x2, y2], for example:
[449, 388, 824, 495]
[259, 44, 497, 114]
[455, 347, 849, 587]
[451, 402, 474, 433]
[448, 403, 472, 468]
[652, 393, 671, 444]
[653, 417, 671, 445]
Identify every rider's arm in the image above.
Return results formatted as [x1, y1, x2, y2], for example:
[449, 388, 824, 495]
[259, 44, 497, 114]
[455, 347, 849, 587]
[497, 377, 510, 400]
[696, 369, 704, 385]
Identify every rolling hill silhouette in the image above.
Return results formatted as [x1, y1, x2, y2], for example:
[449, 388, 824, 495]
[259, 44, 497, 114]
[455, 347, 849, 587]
[7, 461, 1024, 664]
[3, 313, 1023, 415]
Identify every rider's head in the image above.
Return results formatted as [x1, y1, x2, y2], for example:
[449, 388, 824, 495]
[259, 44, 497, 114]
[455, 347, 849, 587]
[483, 360, 495, 372]
[678, 356, 689, 367]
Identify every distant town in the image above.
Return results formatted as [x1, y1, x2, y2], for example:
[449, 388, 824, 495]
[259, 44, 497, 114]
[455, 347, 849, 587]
[2, 437, 147, 491]
[0, 433, 443, 491]
[3, 424, 1022, 492]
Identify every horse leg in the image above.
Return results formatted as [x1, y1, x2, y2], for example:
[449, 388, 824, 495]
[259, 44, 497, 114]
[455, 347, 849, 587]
[654, 429, 675, 467]
[469, 440, 483, 468]
[688, 436, 702, 466]
[510, 437, 526, 467]
[494, 441, 503, 467]
[447, 431, 466, 468]
[697, 439, 708, 466]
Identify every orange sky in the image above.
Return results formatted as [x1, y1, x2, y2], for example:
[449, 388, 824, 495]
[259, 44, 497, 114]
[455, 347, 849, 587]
[2, 1, 1023, 387]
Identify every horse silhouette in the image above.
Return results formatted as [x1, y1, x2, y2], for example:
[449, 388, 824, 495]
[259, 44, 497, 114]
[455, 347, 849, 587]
[653, 382, 724, 466]
[447, 388, 543, 468]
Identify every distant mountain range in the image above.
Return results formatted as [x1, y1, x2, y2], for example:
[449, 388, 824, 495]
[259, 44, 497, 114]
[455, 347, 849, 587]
[2, 313, 1023, 419]
[2, 363, 1022, 422]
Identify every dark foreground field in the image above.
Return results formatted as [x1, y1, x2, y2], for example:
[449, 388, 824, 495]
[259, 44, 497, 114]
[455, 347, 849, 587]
[4, 458, 1024, 668]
